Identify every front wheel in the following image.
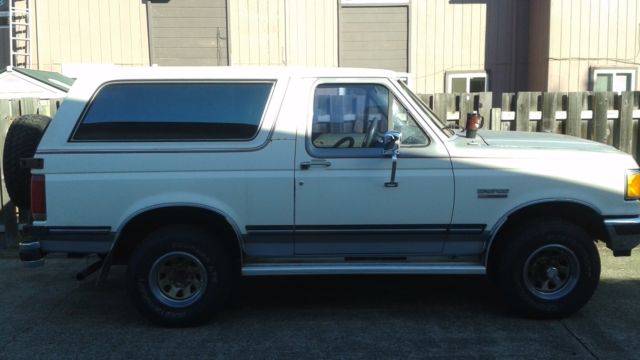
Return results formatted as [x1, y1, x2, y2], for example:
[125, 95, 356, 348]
[494, 218, 600, 318]
[126, 225, 232, 326]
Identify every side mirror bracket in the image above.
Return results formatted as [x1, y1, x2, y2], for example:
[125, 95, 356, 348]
[383, 131, 401, 187]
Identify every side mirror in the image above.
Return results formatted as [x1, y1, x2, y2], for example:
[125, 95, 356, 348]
[383, 130, 401, 154]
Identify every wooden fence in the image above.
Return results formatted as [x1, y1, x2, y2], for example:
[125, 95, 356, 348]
[418, 91, 640, 159]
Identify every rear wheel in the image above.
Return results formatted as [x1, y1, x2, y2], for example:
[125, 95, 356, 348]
[495, 218, 600, 318]
[126, 225, 232, 327]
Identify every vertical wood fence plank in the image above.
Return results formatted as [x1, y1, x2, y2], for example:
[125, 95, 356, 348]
[458, 93, 474, 128]
[593, 92, 609, 143]
[566, 92, 582, 137]
[542, 92, 557, 133]
[490, 108, 502, 130]
[433, 93, 447, 124]
[616, 92, 634, 154]
[0, 100, 11, 121]
[516, 92, 531, 132]
[477, 92, 492, 129]
[10, 100, 20, 117]
[501, 93, 514, 111]
[19, 98, 38, 115]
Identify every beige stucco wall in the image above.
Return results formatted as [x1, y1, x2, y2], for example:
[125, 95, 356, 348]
[228, 0, 337, 66]
[546, 0, 640, 91]
[32, 0, 150, 73]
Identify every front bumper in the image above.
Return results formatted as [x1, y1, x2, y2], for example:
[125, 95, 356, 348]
[604, 217, 640, 256]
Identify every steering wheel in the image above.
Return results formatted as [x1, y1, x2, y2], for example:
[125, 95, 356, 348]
[363, 118, 380, 148]
[332, 136, 355, 148]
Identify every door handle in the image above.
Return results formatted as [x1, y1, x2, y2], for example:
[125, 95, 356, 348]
[300, 160, 332, 170]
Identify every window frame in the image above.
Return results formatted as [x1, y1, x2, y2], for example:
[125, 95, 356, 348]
[445, 71, 488, 93]
[69, 80, 276, 143]
[590, 67, 637, 93]
[306, 79, 432, 159]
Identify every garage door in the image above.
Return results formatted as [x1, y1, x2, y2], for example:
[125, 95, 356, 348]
[147, 0, 228, 66]
[339, 6, 408, 72]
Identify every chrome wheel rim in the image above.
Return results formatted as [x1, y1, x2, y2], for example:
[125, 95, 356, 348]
[523, 244, 580, 300]
[149, 251, 207, 308]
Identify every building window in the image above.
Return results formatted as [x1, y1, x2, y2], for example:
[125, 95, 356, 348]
[445, 72, 488, 93]
[591, 68, 636, 92]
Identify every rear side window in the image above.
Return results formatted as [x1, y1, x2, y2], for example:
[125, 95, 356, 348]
[73, 82, 273, 141]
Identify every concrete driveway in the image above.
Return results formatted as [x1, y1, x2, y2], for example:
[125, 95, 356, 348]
[0, 243, 638, 360]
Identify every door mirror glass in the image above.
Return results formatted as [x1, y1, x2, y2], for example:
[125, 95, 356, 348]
[383, 130, 401, 154]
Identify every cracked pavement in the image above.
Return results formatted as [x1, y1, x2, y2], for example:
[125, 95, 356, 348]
[0, 244, 638, 359]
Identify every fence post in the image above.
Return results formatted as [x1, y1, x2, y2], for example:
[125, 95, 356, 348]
[459, 93, 474, 128]
[516, 92, 531, 131]
[433, 93, 447, 124]
[615, 92, 634, 154]
[593, 92, 609, 143]
[490, 108, 502, 130]
[477, 92, 492, 129]
[566, 92, 582, 137]
[542, 92, 557, 133]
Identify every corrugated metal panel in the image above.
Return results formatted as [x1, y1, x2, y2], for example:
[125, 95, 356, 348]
[547, 0, 640, 91]
[339, 6, 408, 72]
[148, 0, 227, 66]
[31, 0, 150, 72]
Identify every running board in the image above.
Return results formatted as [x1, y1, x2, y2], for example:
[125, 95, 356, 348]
[242, 262, 486, 276]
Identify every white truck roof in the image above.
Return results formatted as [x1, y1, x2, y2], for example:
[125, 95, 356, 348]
[74, 66, 401, 82]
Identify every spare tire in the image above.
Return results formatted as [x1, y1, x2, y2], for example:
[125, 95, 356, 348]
[3, 114, 52, 210]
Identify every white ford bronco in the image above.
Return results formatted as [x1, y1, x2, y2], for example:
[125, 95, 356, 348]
[6, 67, 640, 326]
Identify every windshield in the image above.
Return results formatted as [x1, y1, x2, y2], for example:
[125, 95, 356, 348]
[397, 80, 455, 137]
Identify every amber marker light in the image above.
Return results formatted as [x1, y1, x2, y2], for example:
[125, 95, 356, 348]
[626, 170, 640, 200]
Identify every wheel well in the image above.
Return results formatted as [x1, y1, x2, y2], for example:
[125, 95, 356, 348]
[111, 206, 242, 268]
[486, 202, 607, 273]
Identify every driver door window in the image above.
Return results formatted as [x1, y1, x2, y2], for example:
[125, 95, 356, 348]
[311, 84, 427, 150]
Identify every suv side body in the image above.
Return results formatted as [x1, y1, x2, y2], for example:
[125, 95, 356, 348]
[16, 67, 640, 325]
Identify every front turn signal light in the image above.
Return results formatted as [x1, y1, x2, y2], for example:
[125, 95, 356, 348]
[626, 170, 640, 200]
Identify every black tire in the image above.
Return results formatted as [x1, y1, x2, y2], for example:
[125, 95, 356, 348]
[495, 218, 600, 318]
[126, 225, 233, 327]
[2, 114, 52, 210]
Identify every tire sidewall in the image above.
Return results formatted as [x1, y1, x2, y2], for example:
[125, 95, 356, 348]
[2, 114, 51, 210]
[127, 226, 231, 326]
[499, 220, 600, 318]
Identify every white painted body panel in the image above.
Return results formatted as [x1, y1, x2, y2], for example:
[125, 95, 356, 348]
[447, 132, 640, 232]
